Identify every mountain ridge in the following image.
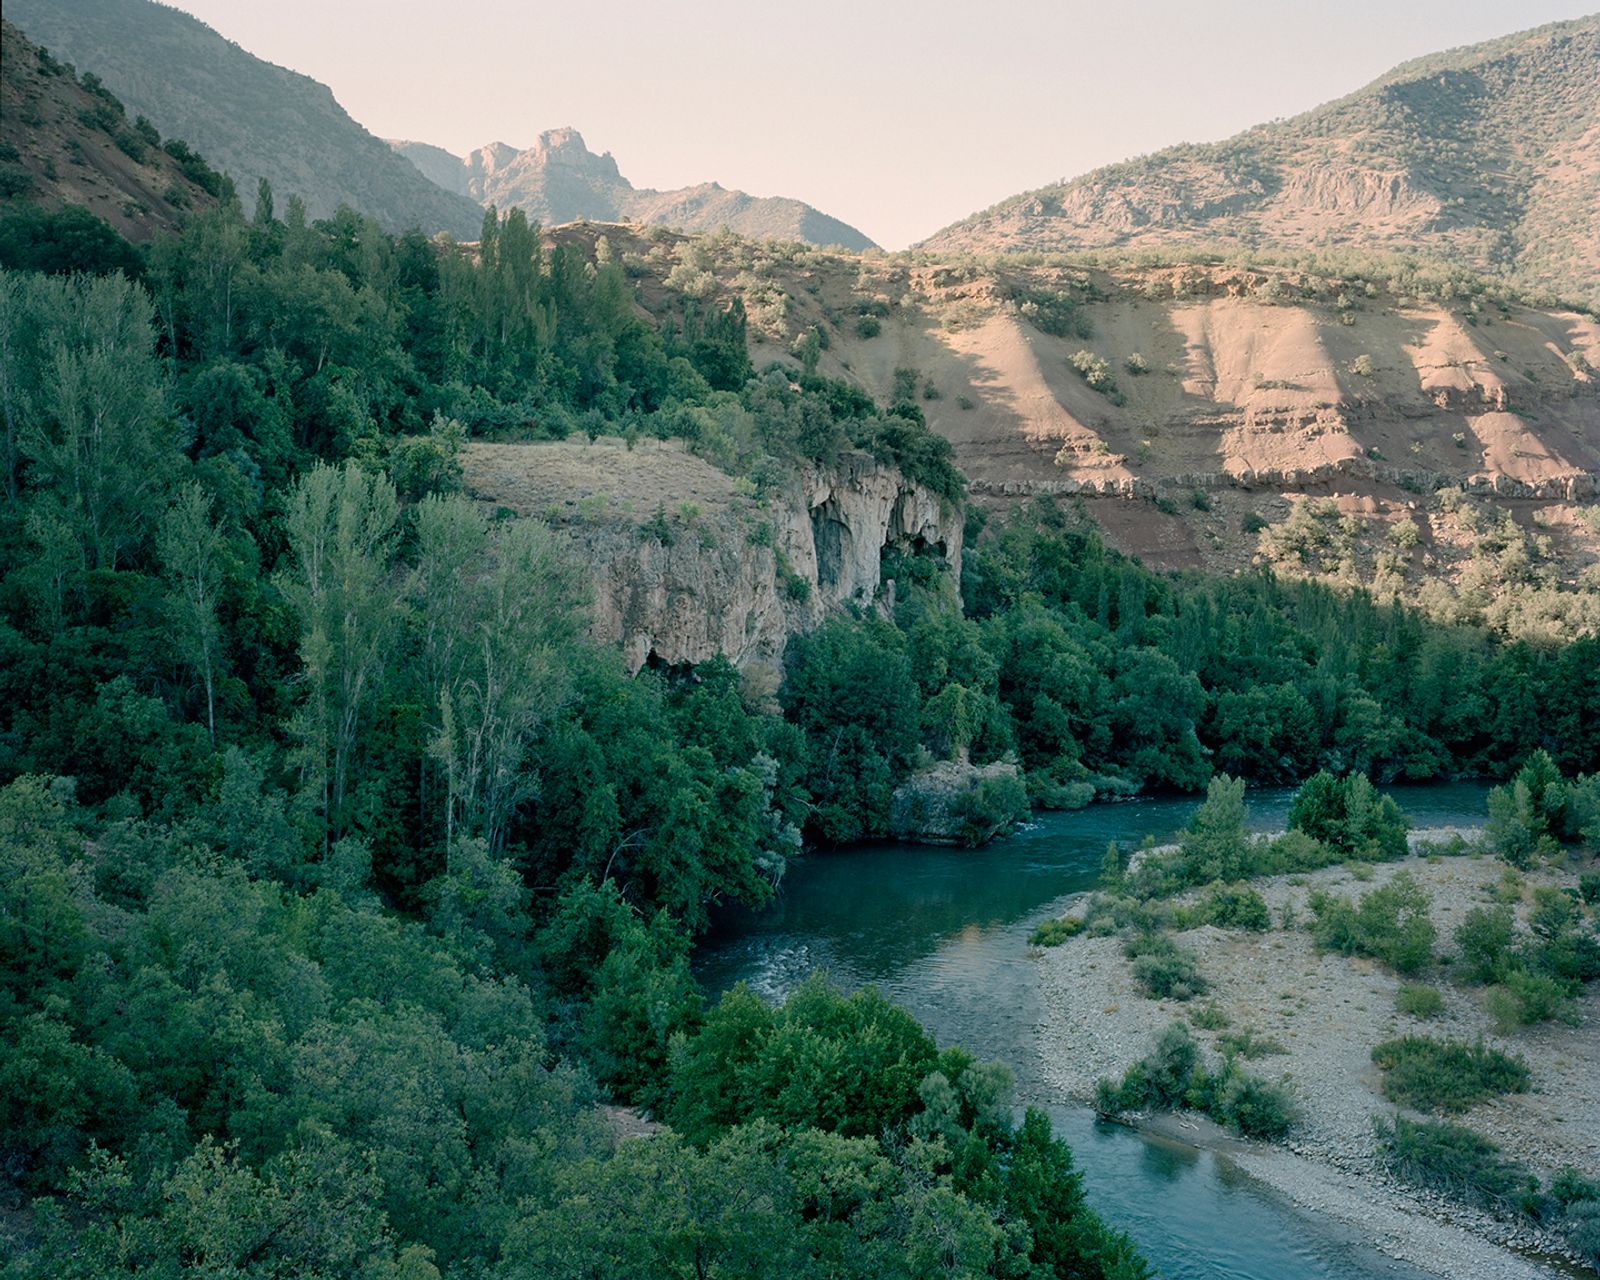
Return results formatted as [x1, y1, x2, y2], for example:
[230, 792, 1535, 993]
[919, 15, 1600, 307]
[5, 0, 485, 237]
[0, 19, 220, 241]
[391, 128, 878, 250]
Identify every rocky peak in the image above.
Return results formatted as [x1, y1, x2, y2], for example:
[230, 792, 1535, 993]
[524, 127, 622, 179]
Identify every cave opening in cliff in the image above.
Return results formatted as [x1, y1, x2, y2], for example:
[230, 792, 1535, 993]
[809, 500, 852, 593]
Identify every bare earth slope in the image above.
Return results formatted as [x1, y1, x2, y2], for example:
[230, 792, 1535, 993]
[390, 129, 877, 250]
[0, 20, 216, 240]
[6, 0, 485, 237]
[571, 224, 1600, 637]
[920, 17, 1600, 308]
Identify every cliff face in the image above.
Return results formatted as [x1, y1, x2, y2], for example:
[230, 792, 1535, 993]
[461, 440, 960, 672]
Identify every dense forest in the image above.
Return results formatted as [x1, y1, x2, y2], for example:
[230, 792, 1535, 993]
[3, 130, 1599, 1276]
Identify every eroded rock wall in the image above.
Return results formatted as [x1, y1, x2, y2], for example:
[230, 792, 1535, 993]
[462, 440, 960, 673]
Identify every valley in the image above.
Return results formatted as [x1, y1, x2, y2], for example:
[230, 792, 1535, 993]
[1, 4, 1597, 1279]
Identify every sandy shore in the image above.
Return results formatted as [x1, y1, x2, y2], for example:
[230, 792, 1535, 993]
[1034, 829, 1599, 1279]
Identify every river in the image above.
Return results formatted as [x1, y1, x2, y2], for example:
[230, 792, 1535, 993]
[694, 782, 1493, 1280]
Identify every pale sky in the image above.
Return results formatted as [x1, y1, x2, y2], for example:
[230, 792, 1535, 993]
[167, 1, 1596, 248]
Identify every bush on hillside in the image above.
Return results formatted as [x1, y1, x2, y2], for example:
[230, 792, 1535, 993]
[1308, 871, 1435, 973]
[1370, 1036, 1529, 1113]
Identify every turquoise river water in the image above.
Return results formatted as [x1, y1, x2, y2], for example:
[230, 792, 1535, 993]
[695, 782, 1495, 1280]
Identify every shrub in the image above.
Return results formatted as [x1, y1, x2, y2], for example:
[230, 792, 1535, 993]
[640, 503, 675, 546]
[1376, 1115, 1529, 1213]
[1190, 489, 1212, 512]
[1096, 1021, 1199, 1115]
[1216, 1030, 1288, 1059]
[1351, 354, 1375, 377]
[1370, 1036, 1528, 1113]
[1125, 933, 1207, 1001]
[1069, 350, 1124, 403]
[1486, 969, 1575, 1031]
[1565, 1202, 1600, 1268]
[1124, 352, 1149, 376]
[1029, 915, 1085, 947]
[1308, 871, 1435, 973]
[1485, 750, 1567, 867]
[1189, 1003, 1230, 1030]
[1579, 873, 1600, 905]
[1194, 883, 1271, 931]
[1453, 905, 1515, 984]
[1014, 287, 1092, 339]
[1098, 1022, 1296, 1139]
[1174, 774, 1250, 883]
[776, 551, 811, 604]
[1395, 984, 1445, 1018]
[1206, 1062, 1298, 1139]
[854, 315, 881, 339]
[1241, 511, 1268, 534]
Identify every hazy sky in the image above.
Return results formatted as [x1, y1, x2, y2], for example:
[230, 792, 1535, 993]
[167, 1, 1595, 248]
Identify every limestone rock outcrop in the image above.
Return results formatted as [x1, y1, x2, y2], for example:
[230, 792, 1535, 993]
[889, 760, 1029, 847]
[462, 440, 960, 673]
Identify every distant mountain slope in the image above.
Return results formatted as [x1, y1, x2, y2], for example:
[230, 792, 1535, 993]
[557, 222, 1600, 637]
[920, 16, 1600, 305]
[390, 128, 878, 250]
[1, 20, 218, 240]
[6, 0, 484, 238]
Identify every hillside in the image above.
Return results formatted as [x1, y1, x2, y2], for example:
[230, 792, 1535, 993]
[573, 223, 1600, 639]
[390, 128, 877, 250]
[5, 0, 484, 237]
[0, 20, 218, 240]
[920, 16, 1600, 307]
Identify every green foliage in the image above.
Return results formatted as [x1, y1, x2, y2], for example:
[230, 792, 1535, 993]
[1395, 983, 1445, 1018]
[1188, 1002, 1231, 1030]
[961, 504, 1597, 805]
[1485, 750, 1572, 866]
[1176, 774, 1250, 883]
[0, 205, 147, 277]
[1069, 349, 1125, 404]
[1013, 285, 1093, 339]
[781, 619, 920, 845]
[1454, 905, 1516, 984]
[1375, 1116, 1537, 1217]
[665, 977, 1150, 1280]
[1030, 915, 1086, 947]
[1216, 1029, 1288, 1059]
[1370, 1036, 1529, 1112]
[1308, 871, 1436, 973]
[1486, 968, 1576, 1031]
[670, 975, 936, 1142]
[1189, 883, 1272, 931]
[1287, 770, 1410, 859]
[1097, 1022, 1297, 1140]
[1125, 932, 1207, 1001]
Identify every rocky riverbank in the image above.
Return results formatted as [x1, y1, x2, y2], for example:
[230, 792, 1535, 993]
[1034, 830, 1599, 1279]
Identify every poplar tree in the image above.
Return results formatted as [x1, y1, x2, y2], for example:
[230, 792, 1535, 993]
[280, 462, 402, 848]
